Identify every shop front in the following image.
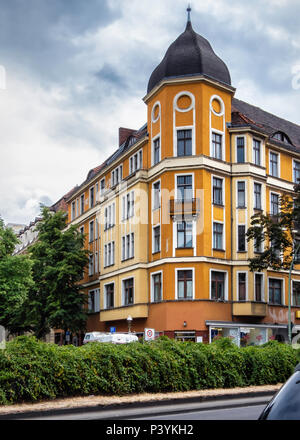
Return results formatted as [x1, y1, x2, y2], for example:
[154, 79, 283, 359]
[206, 321, 288, 347]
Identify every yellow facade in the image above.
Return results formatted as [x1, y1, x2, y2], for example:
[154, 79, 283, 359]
[66, 17, 300, 345]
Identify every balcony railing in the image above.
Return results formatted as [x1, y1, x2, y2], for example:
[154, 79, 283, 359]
[169, 198, 200, 217]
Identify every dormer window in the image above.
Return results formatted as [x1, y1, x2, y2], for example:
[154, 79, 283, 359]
[272, 131, 292, 145]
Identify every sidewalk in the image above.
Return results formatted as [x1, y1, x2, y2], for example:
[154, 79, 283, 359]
[0, 384, 281, 418]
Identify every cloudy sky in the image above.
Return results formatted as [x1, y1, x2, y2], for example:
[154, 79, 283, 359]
[1, 0, 300, 225]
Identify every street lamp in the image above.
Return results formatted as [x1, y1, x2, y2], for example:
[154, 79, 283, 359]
[127, 315, 133, 333]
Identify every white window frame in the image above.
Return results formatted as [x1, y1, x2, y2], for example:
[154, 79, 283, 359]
[88, 288, 100, 313]
[252, 138, 262, 166]
[293, 159, 300, 184]
[292, 279, 300, 306]
[211, 129, 224, 161]
[269, 150, 280, 178]
[121, 276, 135, 306]
[236, 271, 248, 301]
[175, 173, 194, 200]
[237, 223, 247, 252]
[254, 272, 265, 302]
[89, 186, 95, 208]
[129, 148, 143, 174]
[211, 174, 225, 206]
[236, 135, 246, 163]
[152, 224, 161, 254]
[212, 220, 225, 251]
[151, 270, 163, 302]
[268, 277, 285, 306]
[174, 126, 195, 157]
[236, 180, 247, 209]
[103, 282, 115, 310]
[89, 220, 94, 242]
[175, 267, 195, 300]
[152, 134, 161, 166]
[152, 179, 161, 210]
[270, 191, 280, 216]
[209, 269, 229, 301]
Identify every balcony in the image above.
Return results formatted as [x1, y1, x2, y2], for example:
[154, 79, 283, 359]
[232, 301, 267, 317]
[169, 198, 200, 218]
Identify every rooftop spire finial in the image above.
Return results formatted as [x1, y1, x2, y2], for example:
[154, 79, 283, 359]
[187, 4, 192, 22]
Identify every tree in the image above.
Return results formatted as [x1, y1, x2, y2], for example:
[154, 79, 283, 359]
[247, 183, 300, 344]
[0, 218, 34, 334]
[28, 207, 89, 340]
[246, 184, 300, 272]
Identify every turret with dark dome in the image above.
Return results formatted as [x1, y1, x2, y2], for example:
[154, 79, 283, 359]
[147, 10, 231, 94]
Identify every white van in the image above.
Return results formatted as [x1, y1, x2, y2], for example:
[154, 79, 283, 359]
[83, 332, 138, 345]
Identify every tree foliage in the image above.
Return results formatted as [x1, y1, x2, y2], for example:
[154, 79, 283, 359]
[246, 183, 300, 272]
[0, 219, 34, 333]
[28, 207, 89, 339]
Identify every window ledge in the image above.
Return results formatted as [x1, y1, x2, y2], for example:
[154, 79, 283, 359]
[212, 248, 225, 252]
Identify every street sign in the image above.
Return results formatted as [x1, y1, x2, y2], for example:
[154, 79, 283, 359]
[144, 328, 155, 341]
[110, 327, 116, 333]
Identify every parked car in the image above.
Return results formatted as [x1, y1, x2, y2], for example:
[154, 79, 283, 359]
[259, 363, 300, 420]
[83, 332, 138, 345]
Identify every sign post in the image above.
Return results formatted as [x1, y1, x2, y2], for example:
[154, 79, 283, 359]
[144, 328, 155, 341]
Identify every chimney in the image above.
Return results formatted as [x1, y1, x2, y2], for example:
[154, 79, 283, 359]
[119, 127, 136, 147]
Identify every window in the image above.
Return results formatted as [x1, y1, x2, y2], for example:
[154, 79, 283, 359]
[237, 181, 246, 208]
[88, 254, 94, 276]
[111, 165, 123, 186]
[270, 193, 279, 216]
[269, 279, 282, 305]
[122, 233, 134, 260]
[100, 179, 105, 195]
[90, 187, 95, 208]
[153, 226, 160, 253]
[236, 137, 245, 163]
[105, 284, 114, 309]
[254, 183, 262, 210]
[122, 191, 134, 220]
[71, 201, 76, 220]
[254, 229, 263, 253]
[89, 220, 94, 242]
[104, 242, 115, 267]
[177, 129, 192, 156]
[153, 181, 161, 209]
[255, 273, 263, 302]
[293, 161, 300, 184]
[129, 149, 143, 174]
[177, 175, 193, 200]
[88, 289, 100, 313]
[177, 221, 193, 248]
[152, 273, 162, 302]
[213, 222, 223, 250]
[293, 281, 300, 306]
[153, 138, 160, 165]
[123, 278, 134, 305]
[253, 139, 261, 166]
[104, 203, 115, 230]
[212, 132, 222, 159]
[213, 177, 223, 205]
[211, 271, 225, 300]
[80, 194, 85, 214]
[177, 270, 193, 299]
[270, 152, 279, 177]
[79, 226, 84, 235]
[238, 225, 246, 252]
[238, 273, 247, 301]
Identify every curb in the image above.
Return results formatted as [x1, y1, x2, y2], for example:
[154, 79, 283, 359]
[0, 390, 277, 420]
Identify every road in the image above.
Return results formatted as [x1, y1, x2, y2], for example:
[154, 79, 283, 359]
[10, 395, 271, 420]
[136, 404, 266, 420]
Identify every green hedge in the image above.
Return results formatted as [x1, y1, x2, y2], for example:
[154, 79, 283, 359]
[0, 336, 298, 405]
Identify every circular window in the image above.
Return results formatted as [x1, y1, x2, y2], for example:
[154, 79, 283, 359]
[210, 96, 224, 116]
[152, 103, 160, 122]
[175, 92, 194, 112]
[177, 95, 192, 111]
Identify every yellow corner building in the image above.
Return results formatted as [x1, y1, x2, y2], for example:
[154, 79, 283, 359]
[67, 13, 300, 346]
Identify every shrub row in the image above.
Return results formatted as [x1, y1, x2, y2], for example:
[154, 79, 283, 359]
[0, 336, 298, 405]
